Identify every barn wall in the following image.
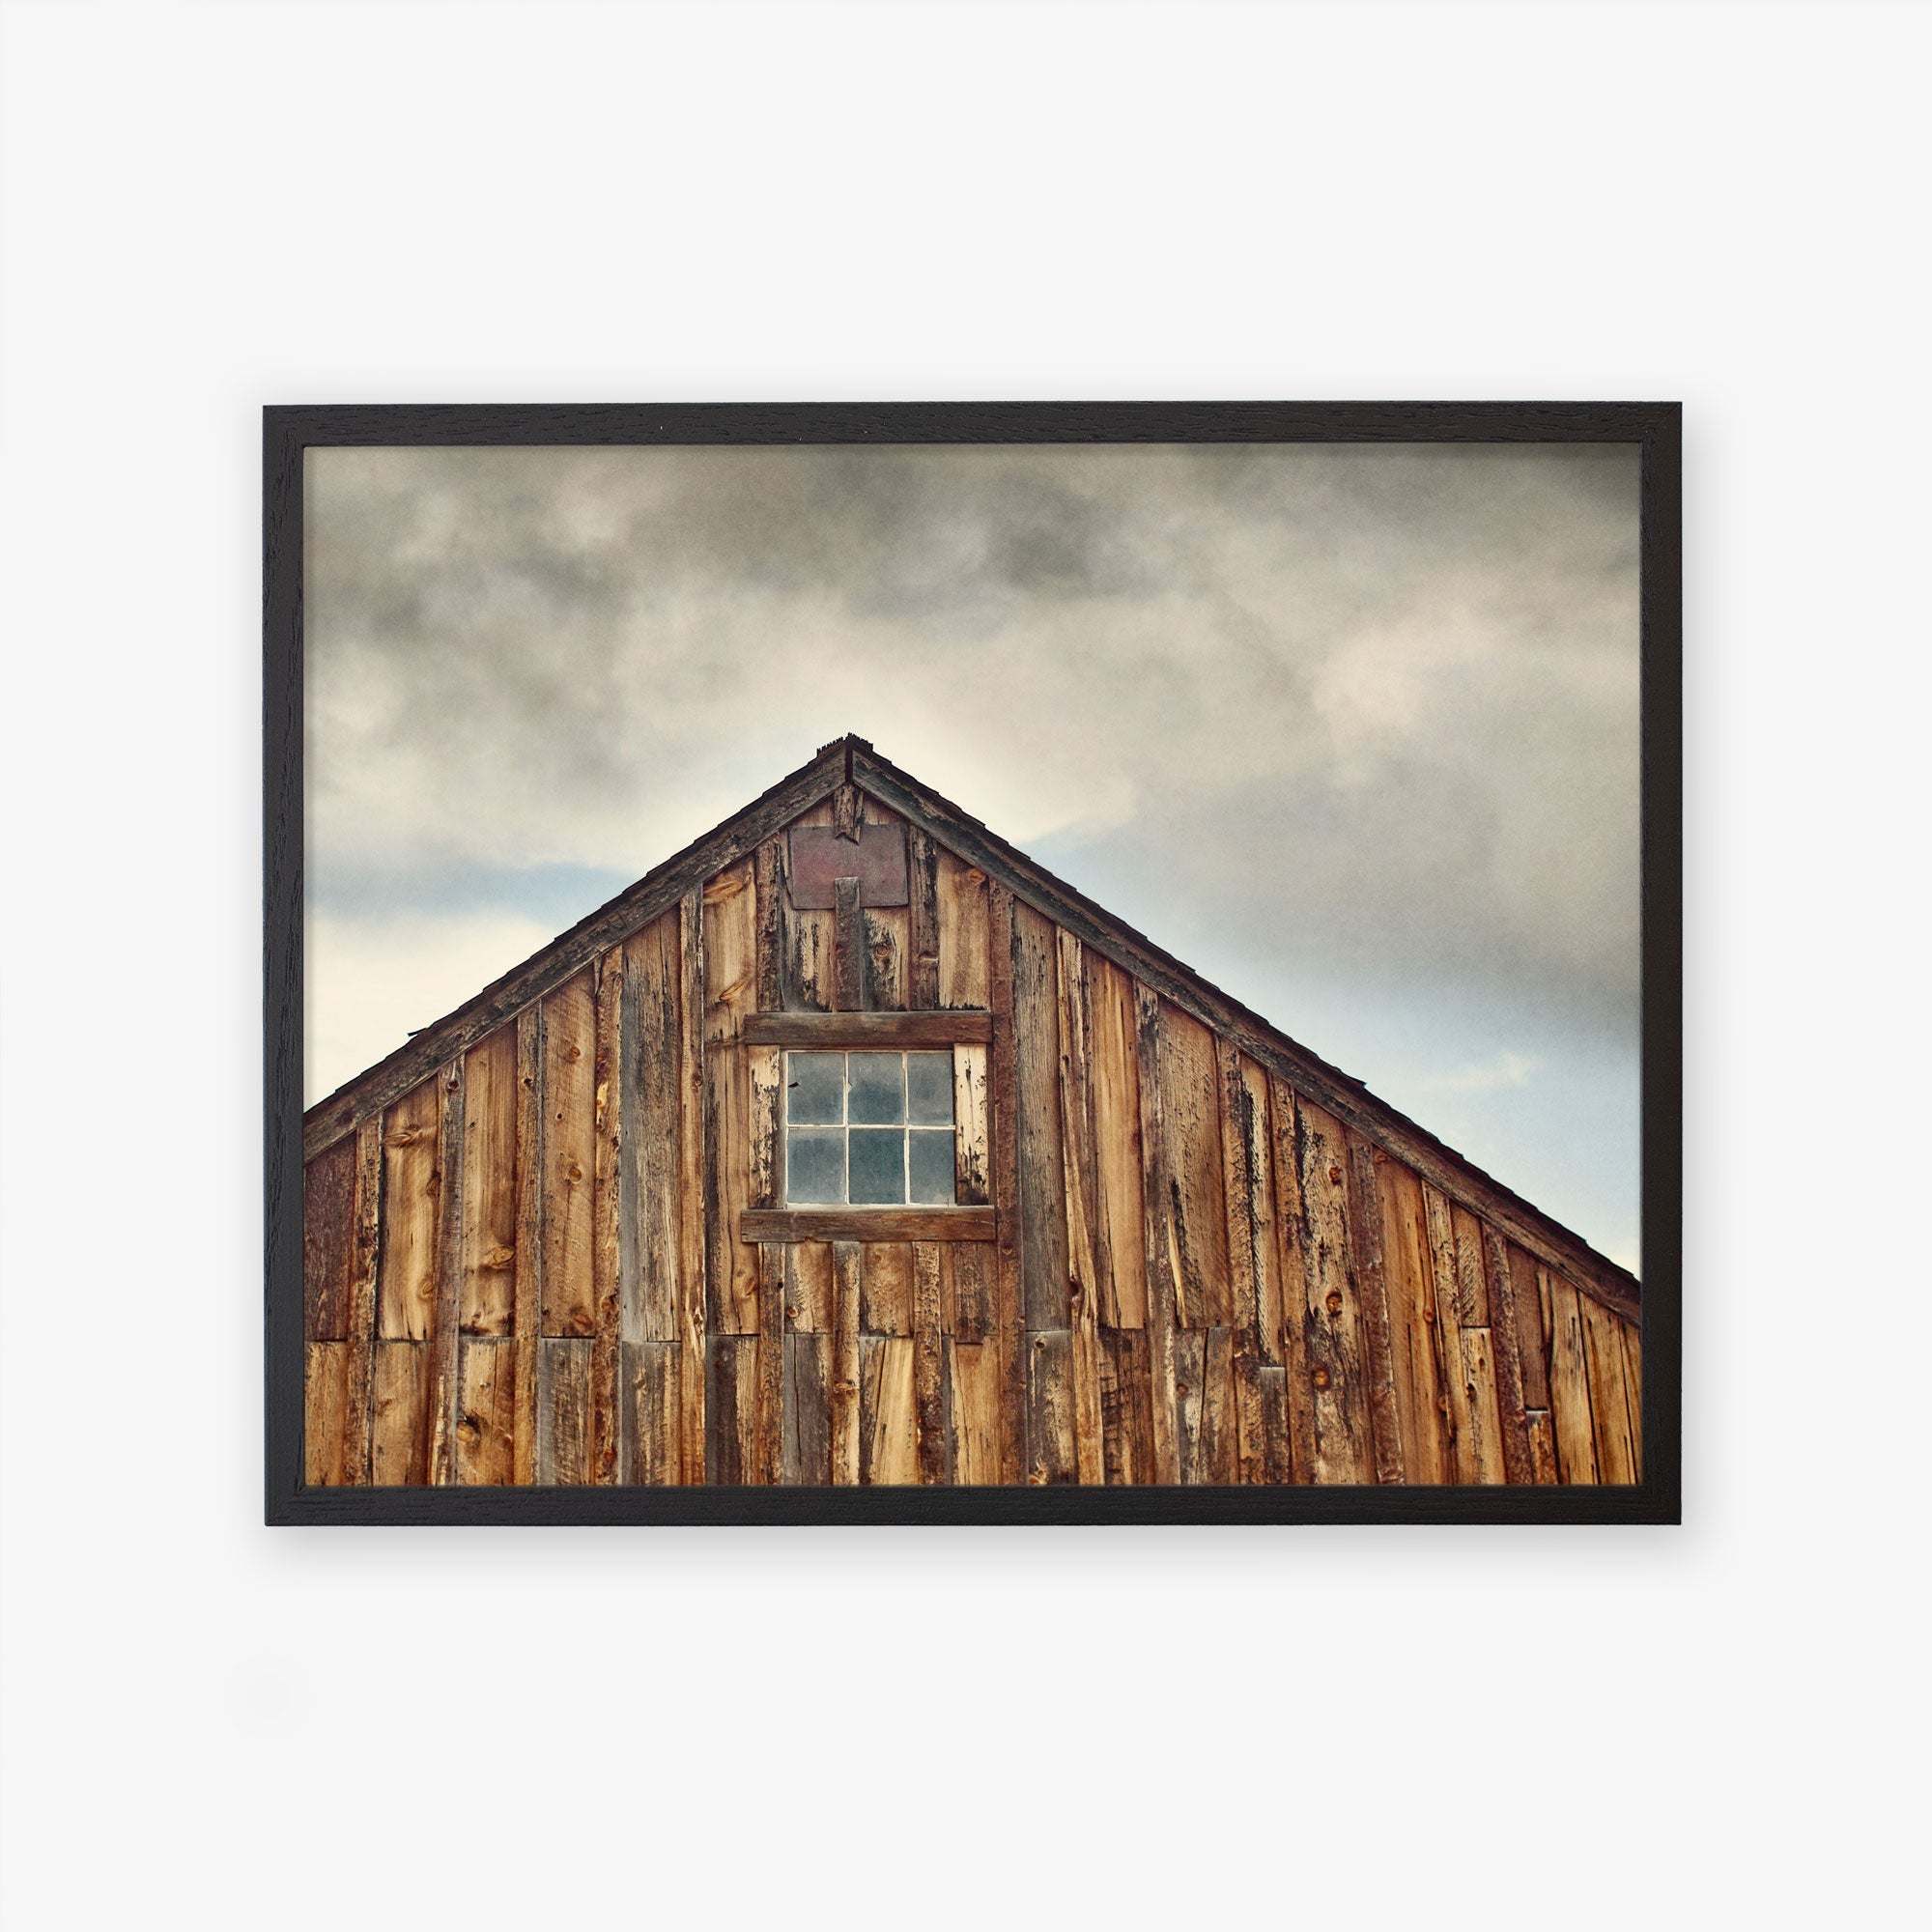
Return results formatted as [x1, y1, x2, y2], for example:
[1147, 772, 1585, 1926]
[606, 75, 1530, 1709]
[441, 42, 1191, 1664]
[302, 791, 1641, 1488]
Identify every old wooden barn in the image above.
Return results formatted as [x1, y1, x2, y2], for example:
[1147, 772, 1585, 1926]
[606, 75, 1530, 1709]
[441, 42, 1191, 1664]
[301, 735, 1641, 1490]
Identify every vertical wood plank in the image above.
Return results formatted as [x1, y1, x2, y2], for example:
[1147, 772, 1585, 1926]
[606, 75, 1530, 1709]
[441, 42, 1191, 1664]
[424, 1060, 466, 1487]
[1509, 1243, 1551, 1410]
[950, 1344, 1001, 1484]
[302, 1137, 355, 1342]
[1424, 1183, 1483, 1483]
[1545, 1271, 1601, 1483]
[945, 1243, 993, 1346]
[303, 1343, 349, 1486]
[540, 971, 596, 1336]
[675, 888, 708, 1482]
[1377, 1159, 1454, 1486]
[629, 913, 682, 1344]
[1274, 1087, 1371, 1485]
[935, 848, 989, 1009]
[455, 1337, 517, 1485]
[783, 798, 835, 1012]
[1255, 1366, 1292, 1486]
[1054, 929, 1105, 1484]
[834, 876, 866, 1012]
[906, 825, 941, 1010]
[1344, 1133, 1406, 1483]
[1525, 1410, 1559, 1484]
[861, 801, 909, 1011]
[459, 1024, 518, 1337]
[342, 1118, 384, 1485]
[1452, 1329, 1508, 1484]
[830, 1240, 863, 1485]
[912, 1243, 952, 1484]
[1481, 1225, 1535, 1485]
[703, 860, 759, 1335]
[370, 1341, 429, 1485]
[860, 1335, 919, 1484]
[754, 1242, 784, 1484]
[626, 1340, 679, 1486]
[589, 950, 624, 1484]
[537, 1336, 592, 1486]
[1153, 1001, 1231, 1329]
[861, 1243, 913, 1335]
[1026, 1330, 1077, 1485]
[377, 1078, 440, 1341]
[782, 1331, 832, 1485]
[1579, 1293, 1639, 1484]
[1221, 1048, 1283, 1362]
[1098, 1327, 1153, 1486]
[511, 1005, 545, 1485]
[1615, 1329, 1646, 1476]
[1086, 952, 1148, 1330]
[1219, 1044, 1275, 1485]
[705, 1335, 760, 1485]
[1198, 1327, 1238, 1484]
[866, 904, 908, 1012]
[784, 1241, 835, 1333]
[753, 835, 788, 1015]
[1134, 980, 1182, 1486]
[987, 883, 1026, 1484]
[1012, 902, 1070, 1334]
[952, 1043, 991, 1206]
[1450, 1205, 1491, 1326]
[1172, 1329, 1207, 1484]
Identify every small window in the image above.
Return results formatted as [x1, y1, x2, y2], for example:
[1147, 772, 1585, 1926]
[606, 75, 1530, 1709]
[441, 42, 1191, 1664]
[783, 1050, 956, 1206]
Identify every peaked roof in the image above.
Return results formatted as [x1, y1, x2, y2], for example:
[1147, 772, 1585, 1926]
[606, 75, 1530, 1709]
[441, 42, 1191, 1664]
[304, 734, 1639, 1321]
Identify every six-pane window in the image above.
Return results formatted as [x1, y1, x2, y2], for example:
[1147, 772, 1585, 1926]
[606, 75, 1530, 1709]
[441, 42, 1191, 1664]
[784, 1050, 955, 1206]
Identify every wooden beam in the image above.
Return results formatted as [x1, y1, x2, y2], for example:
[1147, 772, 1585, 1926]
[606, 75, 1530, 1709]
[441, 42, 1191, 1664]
[739, 1207, 996, 1244]
[740, 1009, 991, 1047]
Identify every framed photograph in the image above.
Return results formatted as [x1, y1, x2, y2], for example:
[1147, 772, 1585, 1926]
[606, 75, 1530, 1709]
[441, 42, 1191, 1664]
[265, 403, 1679, 1523]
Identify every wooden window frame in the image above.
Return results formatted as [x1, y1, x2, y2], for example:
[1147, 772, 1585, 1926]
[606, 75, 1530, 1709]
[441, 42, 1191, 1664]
[740, 1010, 995, 1244]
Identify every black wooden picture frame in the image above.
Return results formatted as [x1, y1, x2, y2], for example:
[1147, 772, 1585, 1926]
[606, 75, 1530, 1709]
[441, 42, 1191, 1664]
[264, 401, 1681, 1525]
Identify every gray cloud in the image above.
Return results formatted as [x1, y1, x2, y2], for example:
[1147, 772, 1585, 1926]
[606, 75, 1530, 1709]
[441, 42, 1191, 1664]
[305, 440, 1639, 1258]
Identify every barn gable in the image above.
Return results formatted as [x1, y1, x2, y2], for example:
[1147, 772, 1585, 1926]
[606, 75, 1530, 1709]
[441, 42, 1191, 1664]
[301, 734, 1640, 1491]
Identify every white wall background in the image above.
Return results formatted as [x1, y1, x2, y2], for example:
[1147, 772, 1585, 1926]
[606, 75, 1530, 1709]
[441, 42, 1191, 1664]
[1, 2, 1923, 1924]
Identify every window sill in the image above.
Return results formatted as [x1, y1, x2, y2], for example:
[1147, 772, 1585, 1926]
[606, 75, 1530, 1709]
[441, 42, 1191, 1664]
[738, 1207, 996, 1244]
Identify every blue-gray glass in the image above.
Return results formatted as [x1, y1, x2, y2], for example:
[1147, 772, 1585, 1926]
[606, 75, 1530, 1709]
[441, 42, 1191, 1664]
[786, 1052, 844, 1126]
[907, 1128, 956, 1205]
[848, 1127, 905, 1205]
[846, 1053, 904, 1125]
[905, 1052, 953, 1125]
[786, 1128, 845, 1204]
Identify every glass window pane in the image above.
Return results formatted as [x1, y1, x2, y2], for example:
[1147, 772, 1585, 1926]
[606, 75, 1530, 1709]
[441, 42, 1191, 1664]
[907, 1129, 956, 1205]
[847, 1053, 904, 1124]
[848, 1127, 906, 1204]
[906, 1052, 953, 1124]
[786, 1052, 845, 1126]
[786, 1128, 845, 1204]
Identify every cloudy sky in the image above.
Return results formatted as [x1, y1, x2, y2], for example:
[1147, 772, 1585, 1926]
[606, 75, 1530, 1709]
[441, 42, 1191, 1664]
[305, 440, 1640, 1269]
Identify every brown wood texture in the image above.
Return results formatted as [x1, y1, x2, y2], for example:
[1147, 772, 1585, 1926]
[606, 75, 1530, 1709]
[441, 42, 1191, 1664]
[540, 971, 596, 1337]
[848, 743, 1639, 1324]
[741, 1009, 991, 1046]
[742, 1207, 995, 1244]
[455, 1338, 516, 1486]
[703, 860, 759, 1336]
[459, 1024, 519, 1337]
[306, 776, 1641, 1492]
[303, 1137, 355, 1343]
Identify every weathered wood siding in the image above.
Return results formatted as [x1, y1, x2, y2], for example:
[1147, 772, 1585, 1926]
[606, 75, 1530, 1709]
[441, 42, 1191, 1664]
[303, 790, 1639, 1487]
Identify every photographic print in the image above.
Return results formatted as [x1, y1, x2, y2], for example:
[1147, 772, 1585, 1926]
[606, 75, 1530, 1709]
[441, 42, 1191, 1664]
[266, 404, 1679, 1522]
